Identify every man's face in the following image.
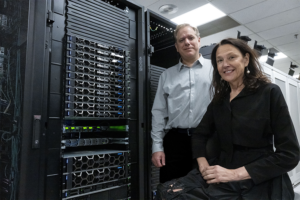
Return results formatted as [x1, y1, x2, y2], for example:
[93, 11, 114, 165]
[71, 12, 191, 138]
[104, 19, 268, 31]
[175, 26, 201, 61]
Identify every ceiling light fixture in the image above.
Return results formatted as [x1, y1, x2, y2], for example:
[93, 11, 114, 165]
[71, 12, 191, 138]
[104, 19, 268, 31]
[259, 52, 287, 62]
[171, 3, 226, 27]
[159, 4, 178, 15]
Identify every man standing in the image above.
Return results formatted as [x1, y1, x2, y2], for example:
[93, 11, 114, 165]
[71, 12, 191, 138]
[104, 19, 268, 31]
[151, 23, 213, 183]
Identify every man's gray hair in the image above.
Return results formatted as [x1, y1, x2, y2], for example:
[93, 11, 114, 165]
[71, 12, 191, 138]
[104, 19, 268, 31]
[174, 23, 200, 42]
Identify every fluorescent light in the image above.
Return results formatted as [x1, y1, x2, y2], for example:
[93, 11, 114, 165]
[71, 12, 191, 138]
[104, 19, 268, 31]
[259, 52, 287, 62]
[171, 3, 226, 27]
[293, 74, 299, 79]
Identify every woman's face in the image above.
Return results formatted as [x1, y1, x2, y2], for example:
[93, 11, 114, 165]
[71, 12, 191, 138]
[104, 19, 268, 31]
[216, 44, 249, 87]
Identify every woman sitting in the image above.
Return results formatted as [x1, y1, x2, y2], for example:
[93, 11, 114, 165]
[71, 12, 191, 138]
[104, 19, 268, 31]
[157, 38, 300, 200]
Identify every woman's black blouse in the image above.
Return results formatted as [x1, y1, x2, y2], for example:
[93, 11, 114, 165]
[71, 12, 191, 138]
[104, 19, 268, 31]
[192, 83, 300, 185]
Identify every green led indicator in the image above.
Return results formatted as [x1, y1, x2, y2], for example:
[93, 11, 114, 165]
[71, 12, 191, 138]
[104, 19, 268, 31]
[89, 127, 93, 129]
[65, 127, 69, 130]
[83, 127, 87, 130]
[97, 126, 100, 128]
[71, 127, 75, 130]
[109, 125, 127, 131]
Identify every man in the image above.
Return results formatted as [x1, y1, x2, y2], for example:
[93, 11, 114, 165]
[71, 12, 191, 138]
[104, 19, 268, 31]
[151, 23, 213, 183]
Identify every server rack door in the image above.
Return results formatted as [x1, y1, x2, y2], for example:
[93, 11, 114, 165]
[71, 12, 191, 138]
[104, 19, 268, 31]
[145, 10, 177, 200]
[17, 0, 49, 199]
[46, 0, 146, 199]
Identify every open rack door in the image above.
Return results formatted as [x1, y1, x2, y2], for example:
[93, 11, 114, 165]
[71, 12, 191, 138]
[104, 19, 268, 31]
[145, 9, 178, 200]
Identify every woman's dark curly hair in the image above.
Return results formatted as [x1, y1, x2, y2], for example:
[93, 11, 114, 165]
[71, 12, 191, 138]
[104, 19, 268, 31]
[210, 38, 271, 103]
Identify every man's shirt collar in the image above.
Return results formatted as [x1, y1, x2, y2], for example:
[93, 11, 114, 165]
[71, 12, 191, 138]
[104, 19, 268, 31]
[178, 54, 204, 71]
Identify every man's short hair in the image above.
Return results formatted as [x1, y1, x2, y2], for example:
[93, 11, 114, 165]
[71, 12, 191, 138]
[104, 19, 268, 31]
[174, 23, 200, 42]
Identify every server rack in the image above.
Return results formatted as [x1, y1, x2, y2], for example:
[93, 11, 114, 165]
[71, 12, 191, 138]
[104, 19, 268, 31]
[1, 0, 147, 199]
[48, 0, 146, 199]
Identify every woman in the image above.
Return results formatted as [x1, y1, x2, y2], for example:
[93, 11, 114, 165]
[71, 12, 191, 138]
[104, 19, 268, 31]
[156, 38, 300, 200]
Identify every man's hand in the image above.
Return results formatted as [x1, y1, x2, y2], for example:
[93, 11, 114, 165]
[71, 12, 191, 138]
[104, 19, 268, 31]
[152, 151, 165, 167]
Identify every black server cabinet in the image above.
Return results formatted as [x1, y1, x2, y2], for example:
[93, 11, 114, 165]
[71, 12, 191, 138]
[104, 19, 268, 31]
[1, 0, 147, 200]
[144, 10, 178, 200]
[46, 0, 147, 199]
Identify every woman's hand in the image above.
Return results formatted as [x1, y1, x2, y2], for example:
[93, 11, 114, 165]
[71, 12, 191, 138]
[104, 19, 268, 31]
[202, 166, 251, 184]
[197, 157, 210, 175]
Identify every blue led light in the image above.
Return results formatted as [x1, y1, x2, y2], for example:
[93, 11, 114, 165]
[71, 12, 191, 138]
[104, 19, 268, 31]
[66, 176, 68, 180]
[118, 74, 122, 76]
[118, 99, 122, 102]
[67, 104, 70, 108]
[69, 43, 71, 48]
[69, 58, 71, 63]
[69, 51, 71, 55]
[118, 80, 122, 82]
[66, 159, 68, 163]
[68, 81, 70, 85]
[68, 88, 70, 93]
[118, 166, 122, 169]
[118, 112, 122, 115]
[69, 36, 72, 41]
[118, 93, 122, 95]
[68, 65, 71, 70]
[68, 111, 70, 115]
[118, 153, 123, 155]
[68, 96, 70, 100]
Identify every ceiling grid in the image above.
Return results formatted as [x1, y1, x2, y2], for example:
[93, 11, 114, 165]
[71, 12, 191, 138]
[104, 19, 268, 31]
[131, 0, 300, 76]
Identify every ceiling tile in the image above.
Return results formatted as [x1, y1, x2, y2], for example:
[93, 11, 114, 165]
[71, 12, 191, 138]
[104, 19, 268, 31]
[256, 21, 300, 40]
[130, 0, 160, 7]
[247, 33, 264, 42]
[276, 41, 300, 52]
[147, 0, 208, 19]
[201, 25, 253, 46]
[290, 55, 300, 62]
[210, 0, 265, 14]
[197, 16, 240, 37]
[284, 49, 300, 57]
[229, 0, 300, 24]
[245, 7, 300, 32]
[267, 32, 300, 46]
[248, 39, 272, 50]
